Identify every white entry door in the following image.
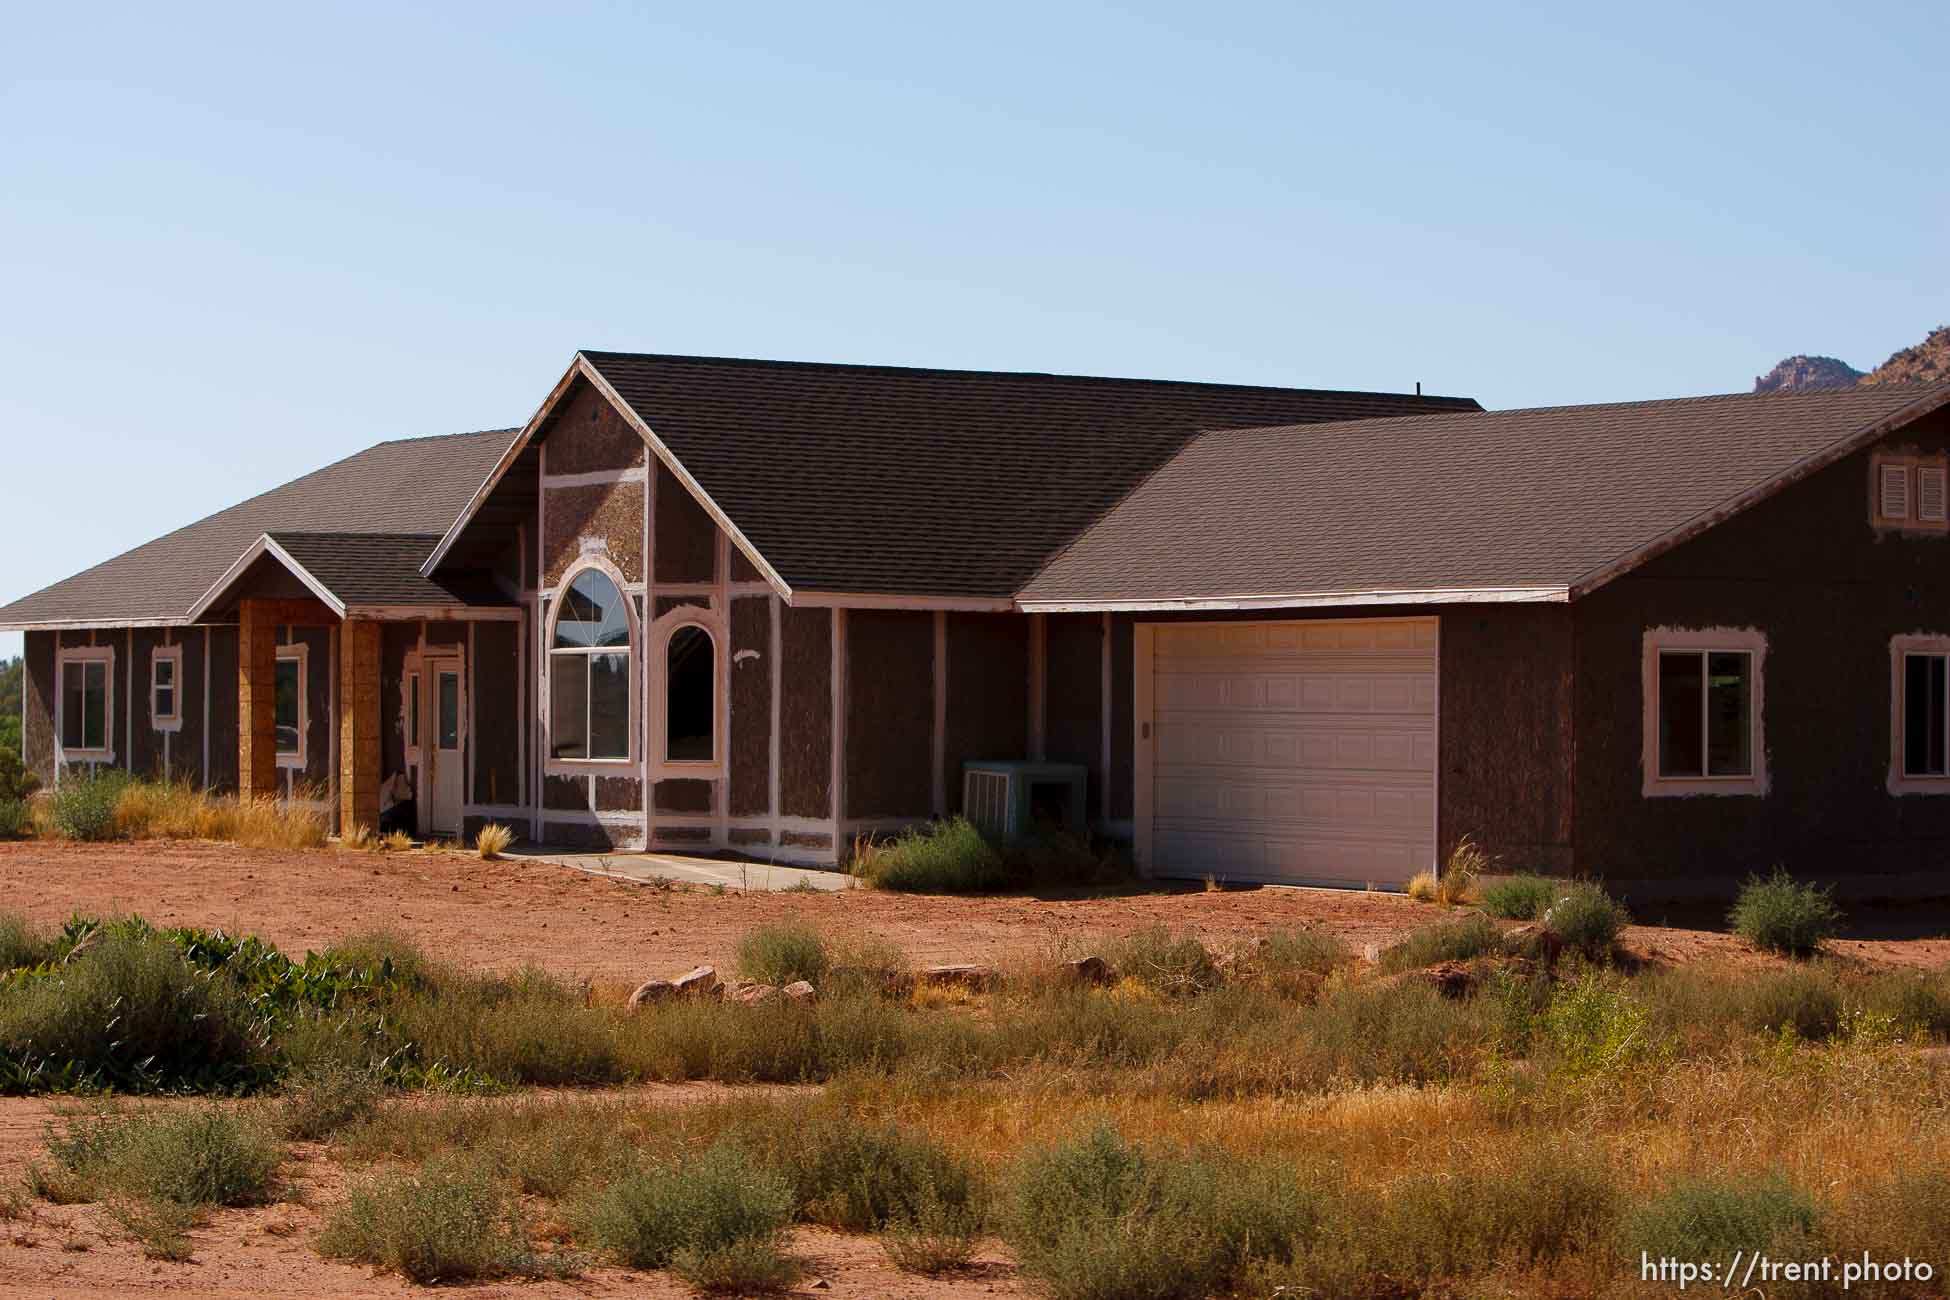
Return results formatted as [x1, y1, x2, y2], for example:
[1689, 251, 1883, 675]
[424, 657, 464, 838]
[1138, 618, 1437, 887]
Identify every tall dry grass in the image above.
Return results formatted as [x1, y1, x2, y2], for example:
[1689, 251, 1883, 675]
[109, 779, 328, 850]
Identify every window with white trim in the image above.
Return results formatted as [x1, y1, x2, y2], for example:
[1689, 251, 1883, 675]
[151, 645, 182, 730]
[664, 624, 716, 762]
[1642, 628, 1766, 796]
[1873, 455, 1950, 530]
[550, 568, 632, 761]
[275, 647, 306, 765]
[59, 648, 114, 758]
[1890, 635, 1950, 793]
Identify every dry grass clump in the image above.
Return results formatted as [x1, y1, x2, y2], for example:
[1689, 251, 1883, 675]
[474, 823, 514, 859]
[108, 779, 327, 849]
[1404, 869, 1439, 902]
[1438, 833, 1493, 904]
[319, 1154, 565, 1283]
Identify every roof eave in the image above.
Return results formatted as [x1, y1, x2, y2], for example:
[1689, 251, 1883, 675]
[1014, 585, 1571, 613]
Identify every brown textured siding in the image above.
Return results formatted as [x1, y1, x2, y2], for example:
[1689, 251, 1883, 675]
[541, 380, 646, 475]
[654, 778, 712, 813]
[844, 609, 933, 819]
[729, 597, 772, 816]
[1437, 605, 1576, 871]
[472, 621, 521, 805]
[22, 631, 55, 783]
[542, 480, 646, 586]
[779, 604, 832, 818]
[1574, 408, 1950, 881]
[943, 613, 1029, 814]
[596, 776, 643, 812]
[380, 624, 415, 781]
[207, 626, 239, 793]
[1044, 614, 1103, 816]
[654, 461, 717, 584]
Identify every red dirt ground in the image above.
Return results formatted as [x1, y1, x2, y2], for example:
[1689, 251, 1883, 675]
[2, 839, 1948, 1297]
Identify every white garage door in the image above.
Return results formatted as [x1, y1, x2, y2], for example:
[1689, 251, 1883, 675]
[1143, 618, 1436, 887]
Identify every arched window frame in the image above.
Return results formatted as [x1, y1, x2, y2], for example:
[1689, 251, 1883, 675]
[648, 606, 725, 775]
[544, 557, 640, 768]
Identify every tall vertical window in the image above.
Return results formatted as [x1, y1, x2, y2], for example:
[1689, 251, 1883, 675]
[151, 647, 181, 728]
[407, 671, 421, 748]
[551, 569, 632, 761]
[1891, 636, 1950, 793]
[1642, 629, 1766, 796]
[61, 658, 110, 754]
[665, 625, 716, 761]
[275, 650, 304, 761]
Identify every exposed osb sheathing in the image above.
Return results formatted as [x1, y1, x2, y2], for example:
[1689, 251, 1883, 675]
[471, 622, 521, 806]
[654, 461, 717, 584]
[22, 631, 55, 783]
[729, 827, 772, 846]
[595, 775, 643, 812]
[1043, 614, 1103, 819]
[206, 627, 239, 793]
[943, 613, 1029, 814]
[657, 595, 713, 622]
[544, 774, 588, 811]
[845, 609, 933, 819]
[380, 624, 415, 780]
[542, 480, 646, 586]
[653, 779, 711, 813]
[541, 379, 646, 475]
[1109, 614, 1134, 821]
[779, 604, 832, 818]
[729, 597, 772, 816]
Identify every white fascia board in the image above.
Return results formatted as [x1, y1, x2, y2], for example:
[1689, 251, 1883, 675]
[1014, 585, 1570, 613]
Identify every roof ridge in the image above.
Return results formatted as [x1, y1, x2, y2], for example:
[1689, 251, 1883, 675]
[578, 349, 1479, 407]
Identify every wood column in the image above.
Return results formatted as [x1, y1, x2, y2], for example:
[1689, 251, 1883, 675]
[340, 620, 382, 834]
[238, 600, 278, 800]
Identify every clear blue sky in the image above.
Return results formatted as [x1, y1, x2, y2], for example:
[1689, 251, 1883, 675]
[3, 2, 1945, 660]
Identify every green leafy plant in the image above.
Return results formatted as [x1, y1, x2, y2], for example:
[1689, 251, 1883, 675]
[48, 769, 130, 841]
[319, 1155, 561, 1283]
[735, 924, 832, 987]
[853, 817, 1008, 893]
[1730, 868, 1842, 957]
[1478, 874, 1559, 921]
[1377, 913, 1505, 973]
[1544, 882, 1629, 959]
[1618, 1172, 1818, 1262]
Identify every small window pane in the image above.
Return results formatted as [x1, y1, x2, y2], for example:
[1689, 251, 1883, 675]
[589, 652, 630, 759]
[65, 661, 107, 751]
[276, 657, 300, 755]
[154, 658, 174, 688]
[666, 627, 715, 761]
[155, 685, 175, 719]
[1657, 652, 1704, 778]
[1905, 654, 1948, 777]
[1705, 652, 1752, 776]
[438, 672, 460, 750]
[550, 655, 589, 759]
[554, 571, 630, 649]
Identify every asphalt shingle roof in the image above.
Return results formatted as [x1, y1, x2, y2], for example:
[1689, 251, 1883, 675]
[579, 352, 1478, 598]
[1018, 381, 1950, 607]
[262, 533, 509, 610]
[0, 429, 518, 628]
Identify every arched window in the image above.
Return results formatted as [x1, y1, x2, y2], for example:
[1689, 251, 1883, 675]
[665, 625, 716, 761]
[551, 569, 631, 760]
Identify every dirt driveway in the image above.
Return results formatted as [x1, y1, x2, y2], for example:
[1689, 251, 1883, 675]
[3, 840, 1949, 986]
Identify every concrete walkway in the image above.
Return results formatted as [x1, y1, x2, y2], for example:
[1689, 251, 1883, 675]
[504, 843, 856, 892]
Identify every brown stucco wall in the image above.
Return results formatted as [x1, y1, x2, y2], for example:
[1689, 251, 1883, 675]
[596, 776, 643, 813]
[844, 609, 934, 820]
[779, 604, 832, 819]
[1437, 605, 1576, 872]
[472, 621, 521, 806]
[1044, 614, 1104, 819]
[542, 380, 646, 475]
[380, 624, 414, 782]
[654, 461, 717, 584]
[22, 631, 55, 784]
[654, 778, 712, 813]
[1573, 408, 1950, 882]
[730, 597, 772, 816]
[207, 626, 239, 793]
[943, 613, 1029, 815]
[542, 480, 646, 587]
[128, 628, 163, 779]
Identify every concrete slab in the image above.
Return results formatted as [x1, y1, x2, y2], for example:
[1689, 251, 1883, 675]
[503, 844, 856, 893]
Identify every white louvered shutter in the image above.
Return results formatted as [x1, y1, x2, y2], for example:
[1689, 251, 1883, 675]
[1880, 463, 1912, 521]
[1919, 466, 1948, 523]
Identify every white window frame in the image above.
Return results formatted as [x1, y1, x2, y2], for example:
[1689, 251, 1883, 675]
[1889, 634, 1950, 795]
[56, 644, 116, 763]
[1872, 454, 1950, 532]
[658, 619, 722, 768]
[545, 559, 637, 768]
[275, 644, 308, 770]
[1641, 626, 1768, 798]
[151, 644, 183, 732]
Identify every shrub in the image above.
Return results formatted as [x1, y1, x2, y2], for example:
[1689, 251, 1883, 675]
[0, 745, 41, 801]
[44, 1105, 282, 1206]
[735, 924, 832, 988]
[1479, 874, 1559, 921]
[325, 929, 434, 990]
[574, 1141, 795, 1273]
[108, 1195, 198, 1260]
[1544, 882, 1629, 959]
[1537, 972, 1663, 1078]
[1301, 977, 1488, 1084]
[1735, 968, 1845, 1040]
[1377, 913, 1505, 973]
[48, 769, 130, 840]
[855, 817, 1008, 893]
[318, 1155, 556, 1283]
[1001, 1124, 1321, 1300]
[1730, 868, 1842, 957]
[1103, 927, 1220, 997]
[729, 1106, 980, 1231]
[1617, 1172, 1818, 1262]
[1404, 870, 1438, 902]
[474, 823, 514, 859]
[671, 1236, 804, 1293]
[1003, 822, 1107, 885]
[883, 1179, 984, 1275]
[0, 798, 26, 840]
[387, 967, 620, 1086]
[0, 912, 54, 969]
[0, 930, 274, 1093]
[278, 1062, 386, 1141]
[1251, 928, 1350, 995]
